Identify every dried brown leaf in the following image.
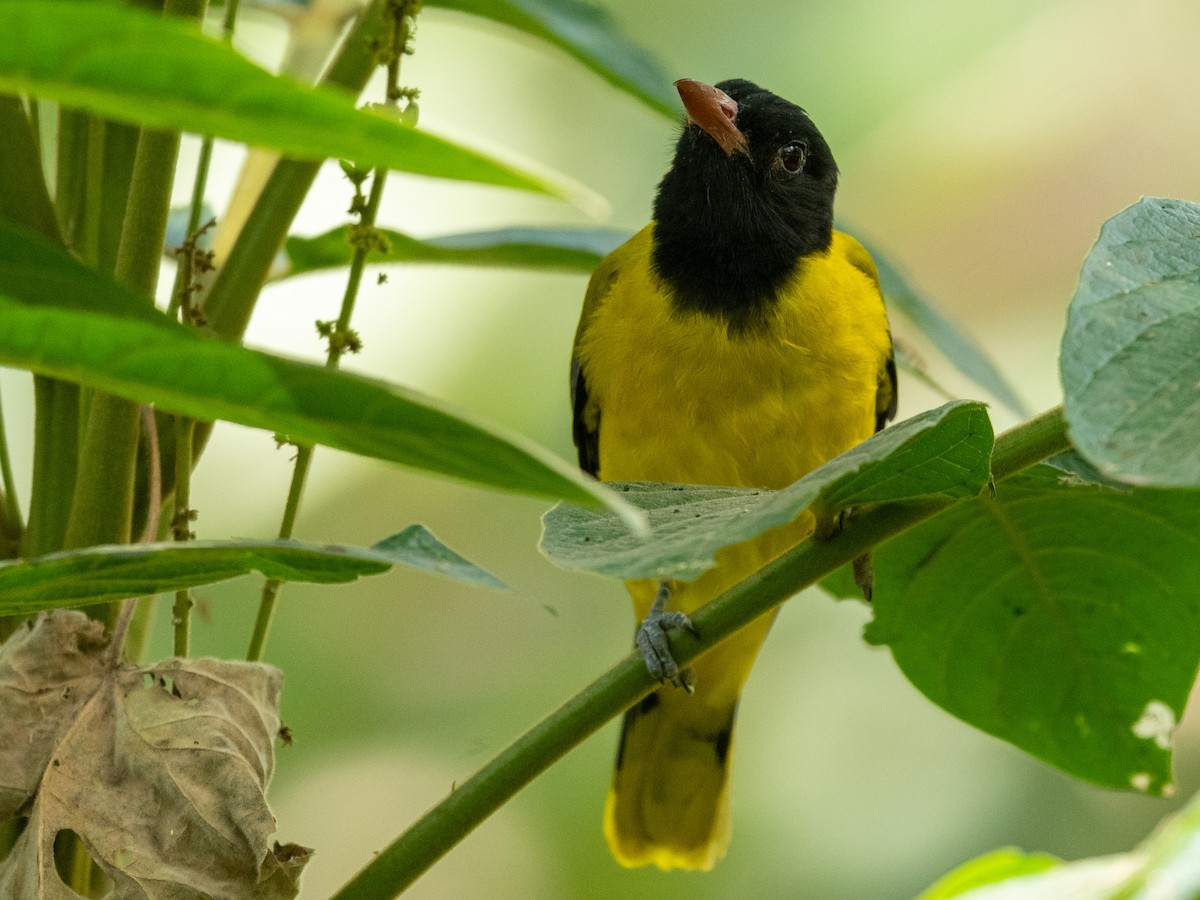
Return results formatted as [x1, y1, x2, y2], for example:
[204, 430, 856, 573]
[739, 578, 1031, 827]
[0, 611, 310, 899]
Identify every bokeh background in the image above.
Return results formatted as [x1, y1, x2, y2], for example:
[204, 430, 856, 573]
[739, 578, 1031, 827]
[6, 0, 1200, 896]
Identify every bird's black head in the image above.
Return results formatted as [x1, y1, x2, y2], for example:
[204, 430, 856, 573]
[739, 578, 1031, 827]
[652, 78, 839, 332]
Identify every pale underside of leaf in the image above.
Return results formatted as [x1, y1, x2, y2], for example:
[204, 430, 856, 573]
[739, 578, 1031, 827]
[541, 400, 993, 580]
[1062, 197, 1200, 487]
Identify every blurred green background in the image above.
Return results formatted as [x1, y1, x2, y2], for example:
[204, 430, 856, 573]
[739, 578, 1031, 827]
[7, 0, 1200, 896]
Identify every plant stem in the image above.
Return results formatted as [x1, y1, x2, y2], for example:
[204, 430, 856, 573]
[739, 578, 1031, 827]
[989, 404, 1068, 479]
[0, 380, 23, 547]
[329, 405, 1072, 900]
[64, 127, 183, 555]
[246, 165, 394, 661]
[0, 94, 63, 244]
[201, 0, 392, 343]
[246, 4, 413, 661]
[245, 444, 313, 661]
[171, 413, 195, 656]
[81, 117, 107, 267]
[150, 0, 392, 517]
[24, 379, 79, 558]
[65, 0, 207, 632]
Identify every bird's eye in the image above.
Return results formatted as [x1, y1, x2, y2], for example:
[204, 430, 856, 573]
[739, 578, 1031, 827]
[779, 141, 808, 174]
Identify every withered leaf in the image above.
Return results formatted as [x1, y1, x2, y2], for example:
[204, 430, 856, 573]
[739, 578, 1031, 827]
[0, 611, 310, 899]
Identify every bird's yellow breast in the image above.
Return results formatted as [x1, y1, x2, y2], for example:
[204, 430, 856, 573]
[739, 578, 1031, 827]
[575, 224, 891, 491]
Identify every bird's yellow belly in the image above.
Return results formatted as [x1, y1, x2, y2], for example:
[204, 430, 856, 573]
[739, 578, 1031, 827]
[595, 313, 880, 653]
[596, 314, 879, 490]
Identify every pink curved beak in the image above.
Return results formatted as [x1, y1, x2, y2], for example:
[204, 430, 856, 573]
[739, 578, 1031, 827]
[675, 79, 749, 156]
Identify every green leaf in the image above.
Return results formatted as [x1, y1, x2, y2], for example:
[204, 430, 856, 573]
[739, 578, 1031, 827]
[540, 401, 993, 580]
[917, 848, 1061, 899]
[0, 223, 642, 525]
[1044, 450, 1131, 491]
[279, 225, 629, 278]
[0, 527, 505, 615]
[426, 0, 677, 118]
[1061, 197, 1200, 488]
[869, 246, 1030, 418]
[370, 524, 507, 589]
[922, 854, 1132, 899]
[0, 0, 590, 203]
[923, 787, 1200, 899]
[831, 465, 1200, 794]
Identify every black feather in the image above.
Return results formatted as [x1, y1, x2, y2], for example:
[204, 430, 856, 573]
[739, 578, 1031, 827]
[652, 80, 839, 333]
[570, 356, 600, 477]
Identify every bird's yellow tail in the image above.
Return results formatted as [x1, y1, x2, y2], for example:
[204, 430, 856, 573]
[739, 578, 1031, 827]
[603, 686, 738, 871]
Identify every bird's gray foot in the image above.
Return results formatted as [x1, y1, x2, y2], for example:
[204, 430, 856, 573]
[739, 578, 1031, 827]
[635, 581, 696, 693]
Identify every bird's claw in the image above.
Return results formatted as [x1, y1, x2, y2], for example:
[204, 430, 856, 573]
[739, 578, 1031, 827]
[635, 583, 696, 692]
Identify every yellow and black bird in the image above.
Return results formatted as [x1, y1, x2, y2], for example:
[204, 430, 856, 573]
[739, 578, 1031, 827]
[570, 78, 897, 870]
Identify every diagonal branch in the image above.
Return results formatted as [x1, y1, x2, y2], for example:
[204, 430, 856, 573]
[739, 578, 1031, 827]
[330, 406, 1071, 899]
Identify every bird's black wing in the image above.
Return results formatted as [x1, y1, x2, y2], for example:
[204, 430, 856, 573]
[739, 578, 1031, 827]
[571, 356, 600, 478]
[876, 354, 898, 434]
[841, 233, 898, 434]
[570, 254, 623, 478]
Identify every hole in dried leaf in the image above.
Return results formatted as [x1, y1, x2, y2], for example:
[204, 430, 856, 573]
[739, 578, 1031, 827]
[151, 674, 184, 699]
[0, 818, 28, 864]
[52, 829, 100, 896]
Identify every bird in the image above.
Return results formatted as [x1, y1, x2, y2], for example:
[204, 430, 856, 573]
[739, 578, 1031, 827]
[569, 78, 897, 871]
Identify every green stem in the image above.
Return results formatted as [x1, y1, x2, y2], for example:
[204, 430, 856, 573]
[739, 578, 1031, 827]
[0, 380, 23, 548]
[64, 131, 182, 554]
[156, 0, 392, 514]
[81, 117, 107, 267]
[219, 0, 242, 39]
[989, 404, 1068, 479]
[0, 94, 63, 244]
[55, 107, 88, 249]
[246, 164, 393, 661]
[246, 0, 410, 659]
[330, 406, 1072, 900]
[24, 379, 79, 558]
[123, 511, 171, 664]
[171, 414, 195, 656]
[65, 0, 206, 599]
[0, 97, 70, 569]
[201, 0, 391, 343]
[245, 444, 313, 661]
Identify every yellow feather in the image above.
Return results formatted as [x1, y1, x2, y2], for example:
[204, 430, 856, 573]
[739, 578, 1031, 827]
[575, 223, 892, 869]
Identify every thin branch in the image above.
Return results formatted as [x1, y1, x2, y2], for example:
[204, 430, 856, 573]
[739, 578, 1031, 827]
[246, 1, 417, 662]
[329, 407, 1072, 900]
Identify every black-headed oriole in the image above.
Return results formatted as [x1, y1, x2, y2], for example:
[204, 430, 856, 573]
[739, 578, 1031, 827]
[571, 78, 897, 870]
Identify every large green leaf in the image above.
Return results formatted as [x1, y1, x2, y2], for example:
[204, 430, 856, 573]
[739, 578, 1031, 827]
[917, 848, 1061, 900]
[922, 787, 1200, 899]
[0, 0, 589, 203]
[279, 225, 629, 278]
[426, 0, 676, 118]
[1061, 197, 1200, 487]
[0, 223, 641, 523]
[828, 465, 1200, 794]
[0, 526, 505, 616]
[869, 244, 1030, 418]
[540, 401, 993, 580]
